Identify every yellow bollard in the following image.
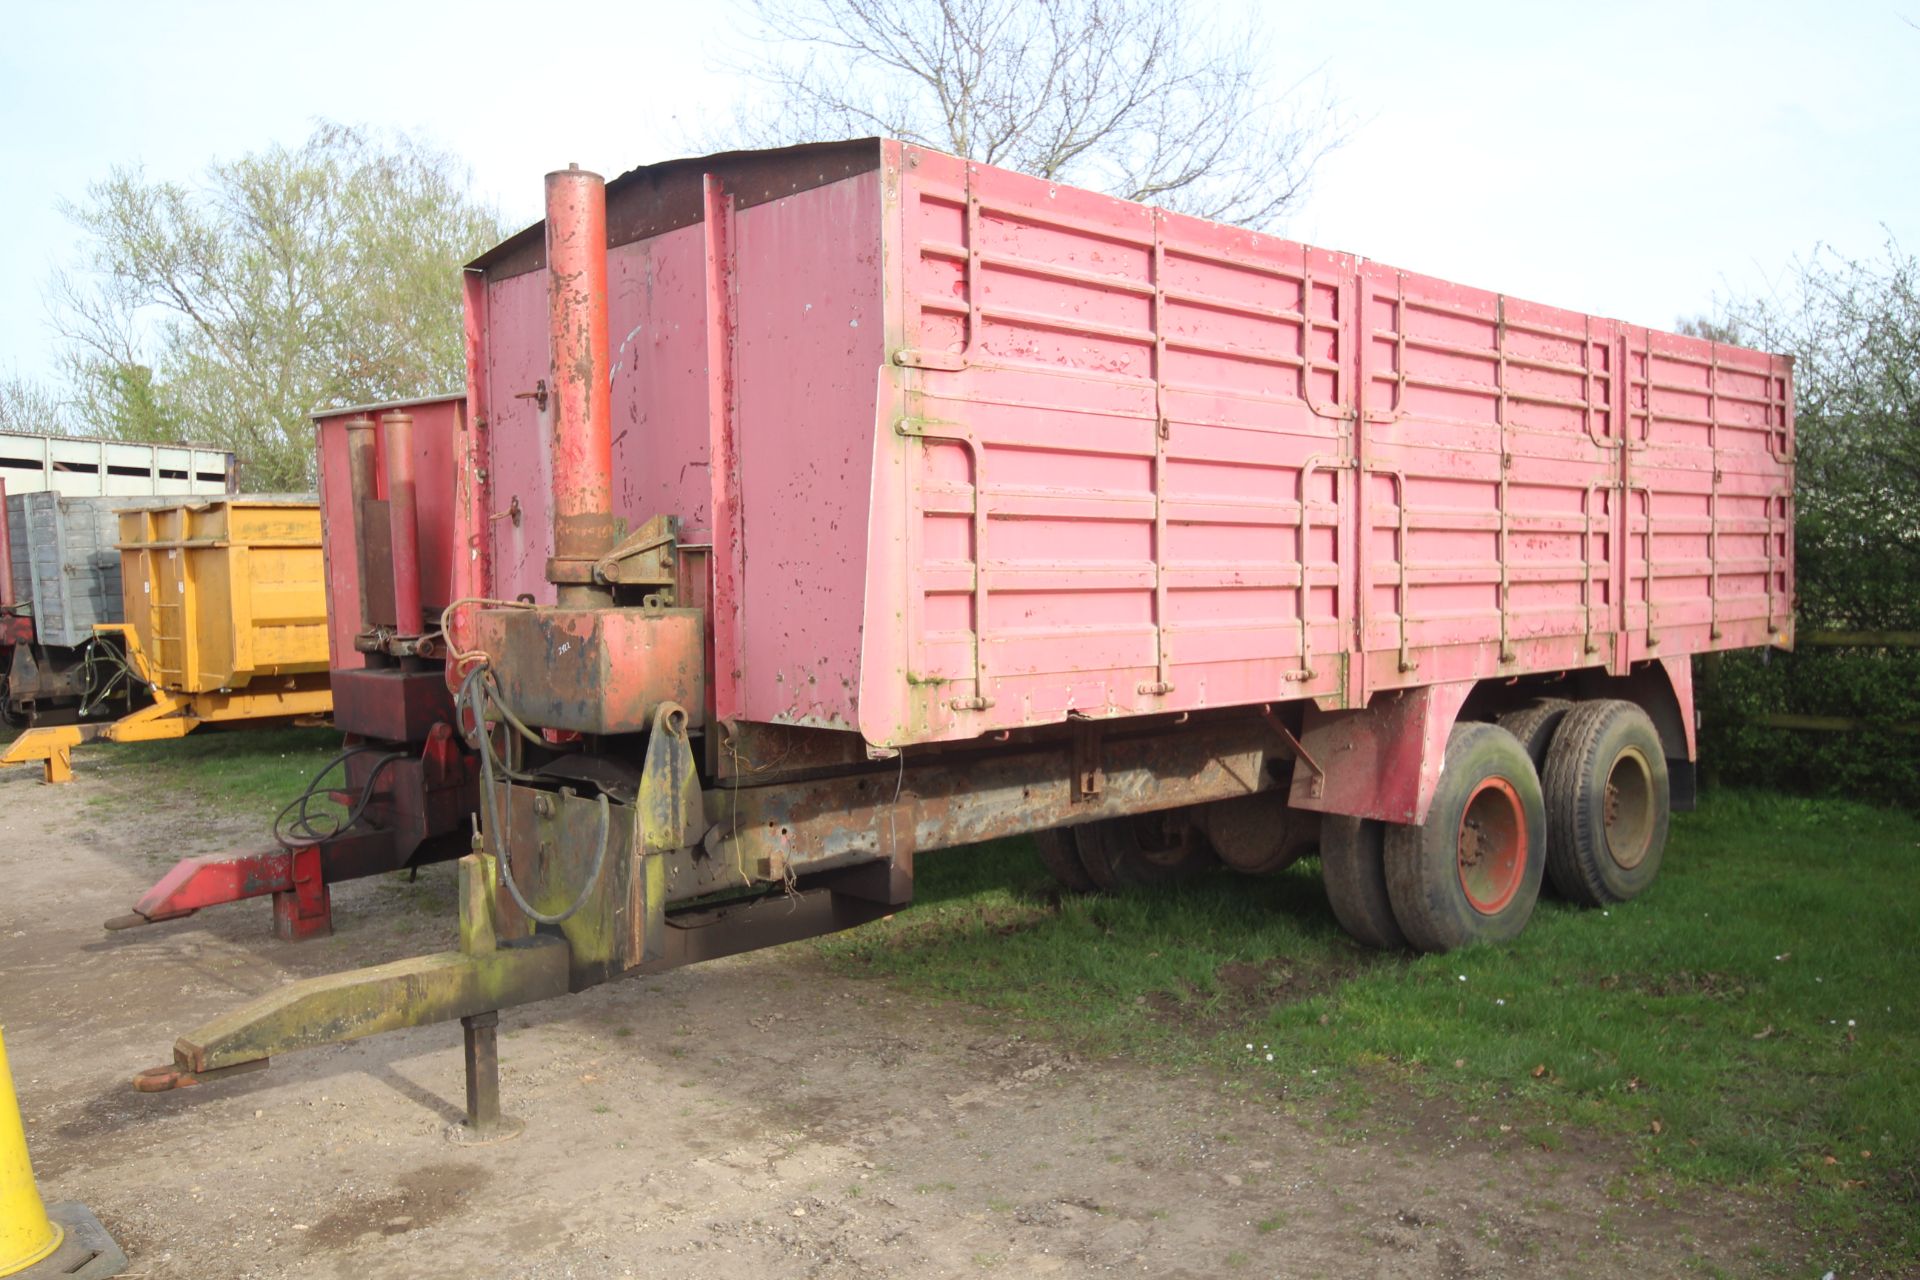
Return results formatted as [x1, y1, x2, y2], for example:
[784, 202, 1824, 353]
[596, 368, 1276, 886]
[0, 1028, 60, 1274]
[0, 1028, 126, 1278]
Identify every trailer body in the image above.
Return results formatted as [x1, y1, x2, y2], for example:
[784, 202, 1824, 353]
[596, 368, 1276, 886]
[142, 143, 1797, 1108]
[316, 396, 464, 674]
[462, 140, 1791, 815]
[9, 493, 140, 649]
[2, 440, 237, 722]
[114, 499, 331, 694]
[101, 401, 480, 939]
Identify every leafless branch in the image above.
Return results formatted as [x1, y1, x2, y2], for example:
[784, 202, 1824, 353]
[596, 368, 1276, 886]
[711, 0, 1346, 230]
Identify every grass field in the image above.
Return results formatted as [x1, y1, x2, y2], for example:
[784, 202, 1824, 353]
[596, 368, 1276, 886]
[817, 790, 1920, 1271]
[24, 726, 1916, 1269]
[72, 724, 344, 827]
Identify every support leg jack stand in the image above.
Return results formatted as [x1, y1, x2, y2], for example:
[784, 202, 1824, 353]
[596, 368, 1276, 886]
[447, 1010, 523, 1144]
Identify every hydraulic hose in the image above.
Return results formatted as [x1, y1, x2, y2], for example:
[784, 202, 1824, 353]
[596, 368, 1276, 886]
[457, 662, 610, 925]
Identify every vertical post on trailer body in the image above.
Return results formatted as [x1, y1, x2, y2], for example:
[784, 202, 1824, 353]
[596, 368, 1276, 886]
[704, 173, 743, 721]
[343, 415, 378, 635]
[450, 271, 493, 676]
[543, 165, 615, 608]
[383, 410, 423, 636]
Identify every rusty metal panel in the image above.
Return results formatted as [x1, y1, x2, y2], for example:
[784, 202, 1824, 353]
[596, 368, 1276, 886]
[469, 139, 885, 282]
[314, 395, 464, 669]
[705, 713, 1287, 882]
[473, 606, 704, 736]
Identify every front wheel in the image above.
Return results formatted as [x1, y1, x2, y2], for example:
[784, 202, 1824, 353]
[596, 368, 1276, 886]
[1384, 723, 1546, 953]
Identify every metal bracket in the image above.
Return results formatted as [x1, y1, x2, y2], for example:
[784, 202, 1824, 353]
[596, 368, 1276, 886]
[894, 348, 966, 371]
[1261, 707, 1325, 799]
[1072, 720, 1104, 801]
[594, 513, 681, 589]
[638, 702, 702, 853]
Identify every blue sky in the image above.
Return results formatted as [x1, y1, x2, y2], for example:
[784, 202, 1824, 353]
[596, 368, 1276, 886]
[1, 0, 1914, 390]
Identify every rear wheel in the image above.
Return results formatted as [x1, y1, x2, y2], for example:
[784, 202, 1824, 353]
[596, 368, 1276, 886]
[1200, 791, 1318, 876]
[1320, 816, 1406, 950]
[1073, 811, 1218, 891]
[1384, 723, 1546, 952]
[1541, 700, 1670, 905]
[1033, 828, 1098, 893]
[1496, 698, 1573, 770]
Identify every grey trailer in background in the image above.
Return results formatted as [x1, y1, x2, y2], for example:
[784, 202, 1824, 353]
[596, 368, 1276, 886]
[5, 494, 183, 647]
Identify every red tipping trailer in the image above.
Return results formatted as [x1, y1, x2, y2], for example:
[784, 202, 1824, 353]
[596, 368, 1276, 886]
[140, 142, 1792, 1117]
[105, 397, 478, 939]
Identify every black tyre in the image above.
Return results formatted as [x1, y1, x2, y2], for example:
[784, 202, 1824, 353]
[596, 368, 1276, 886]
[1034, 827, 1098, 893]
[1320, 815, 1406, 950]
[1496, 698, 1573, 770]
[1541, 699, 1670, 905]
[1384, 722, 1546, 952]
[1073, 811, 1217, 891]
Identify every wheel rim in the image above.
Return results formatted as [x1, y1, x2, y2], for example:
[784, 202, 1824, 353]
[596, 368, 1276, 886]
[1130, 815, 1194, 869]
[1456, 777, 1527, 915]
[1602, 746, 1656, 870]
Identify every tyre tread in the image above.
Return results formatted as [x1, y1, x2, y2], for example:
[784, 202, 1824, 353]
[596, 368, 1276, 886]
[1320, 816, 1406, 950]
[1497, 698, 1574, 769]
[1383, 722, 1546, 953]
[1541, 699, 1669, 906]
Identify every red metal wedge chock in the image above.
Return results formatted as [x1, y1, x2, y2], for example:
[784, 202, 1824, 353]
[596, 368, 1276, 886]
[104, 845, 332, 942]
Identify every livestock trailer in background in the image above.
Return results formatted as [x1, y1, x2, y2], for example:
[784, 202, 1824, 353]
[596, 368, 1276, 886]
[137, 143, 1794, 1127]
[0, 430, 232, 499]
[1, 436, 234, 723]
[97, 398, 480, 939]
[1, 497, 332, 783]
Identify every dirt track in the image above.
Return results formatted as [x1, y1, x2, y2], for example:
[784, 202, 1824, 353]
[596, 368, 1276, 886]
[0, 763, 1796, 1278]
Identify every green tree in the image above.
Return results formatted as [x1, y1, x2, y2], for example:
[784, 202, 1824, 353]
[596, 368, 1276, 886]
[53, 122, 506, 487]
[1694, 241, 1920, 805]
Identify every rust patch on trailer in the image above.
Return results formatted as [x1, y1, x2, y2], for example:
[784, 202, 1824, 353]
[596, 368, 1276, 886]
[474, 606, 704, 736]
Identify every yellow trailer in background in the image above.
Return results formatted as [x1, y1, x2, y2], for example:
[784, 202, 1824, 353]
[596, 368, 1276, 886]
[1, 498, 332, 782]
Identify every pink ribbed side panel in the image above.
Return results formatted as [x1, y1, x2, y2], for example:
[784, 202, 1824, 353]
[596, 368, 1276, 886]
[733, 171, 886, 730]
[860, 148, 1355, 746]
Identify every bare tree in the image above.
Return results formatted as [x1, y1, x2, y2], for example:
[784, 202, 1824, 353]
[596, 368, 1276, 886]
[0, 375, 75, 436]
[721, 0, 1343, 229]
